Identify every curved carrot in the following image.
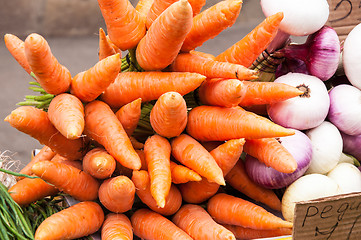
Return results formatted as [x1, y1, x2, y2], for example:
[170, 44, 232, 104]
[150, 92, 187, 138]
[223, 224, 293, 239]
[35, 201, 104, 240]
[98, 175, 135, 213]
[4, 33, 31, 74]
[101, 213, 133, 240]
[170, 160, 202, 184]
[84, 100, 141, 170]
[216, 12, 284, 68]
[4, 106, 85, 160]
[130, 136, 145, 150]
[181, 0, 242, 52]
[135, 0, 154, 23]
[97, 0, 146, 51]
[71, 53, 121, 102]
[136, 0, 193, 70]
[24, 33, 72, 95]
[101, 71, 206, 108]
[82, 147, 116, 179]
[207, 193, 293, 230]
[115, 98, 142, 136]
[186, 105, 295, 141]
[172, 204, 236, 240]
[98, 28, 118, 61]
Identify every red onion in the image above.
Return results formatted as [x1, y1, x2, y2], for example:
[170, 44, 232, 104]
[244, 129, 312, 189]
[275, 57, 309, 78]
[341, 132, 361, 163]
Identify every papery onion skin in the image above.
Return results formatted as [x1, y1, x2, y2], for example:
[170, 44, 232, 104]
[341, 132, 361, 163]
[244, 129, 312, 189]
[327, 163, 361, 194]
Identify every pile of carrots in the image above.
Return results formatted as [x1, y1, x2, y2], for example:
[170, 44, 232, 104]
[3, 0, 304, 239]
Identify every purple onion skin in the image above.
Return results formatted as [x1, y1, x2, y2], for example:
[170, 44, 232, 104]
[275, 58, 309, 78]
[244, 130, 312, 189]
[341, 131, 361, 163]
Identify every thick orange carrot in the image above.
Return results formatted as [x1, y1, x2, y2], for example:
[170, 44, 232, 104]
[47, 93, 85, 140]
[150, 92, 187, 138]
[31, 160, 100, 201]
[207, 193, 293, 230]
[216, 12, 284, 67]
[135, 0, 154, 23]
[243, 138, 297, 173]
[225, 160, 282, 211]
[84, 100, 141, 170]
[171, 134, 225, 185]
[115, 98, 142, 136]
[18, 145, 55, 177]
[101, 71, 206, 108]
[131, 170, 182, 216]
[223, 224, 293, 239]
[136, 0, 193, 70]
[4, 33, 32, 74]
[51, 154, 83, 170]
[98, 28, 118, 61]
[24, 33, 72, 95]
[172, 204, 236, 240]
[82, 147, 116, 179]
[181, 0, 242, 52]
[131, 208, 193, 240]
[170, 52, 259, 80]
[97, 0, 146, 51]
[186, 105, 295, 141]
[101, 213, 133, 240]
[187, 0, 206, 16]
[144, 134, 172, 208]
[71, 53, 121, 102]
[98, 175, 135, 213]
[4, 106, 85, 160]
[170, 160, 202, 184]
[35, 201, 104, 240]
[189, 50, 216, 60]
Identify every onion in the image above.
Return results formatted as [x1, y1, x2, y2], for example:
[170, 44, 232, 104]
[327, 163, 361, 194]
[244, 129, 312, 189]
[341, 132, 361, 163]
[343, 23, 361, 89]
[328, 84, 361, 136]
[267, 73, 330, 130]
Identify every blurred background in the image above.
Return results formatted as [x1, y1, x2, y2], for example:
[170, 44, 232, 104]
[0, 0, 265, 168]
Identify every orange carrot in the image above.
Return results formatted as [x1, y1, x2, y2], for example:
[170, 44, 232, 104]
[181, 0, 242, 52]
[51, 154, 83, 170]
[98, 175, 135, 213]
[98, 28, 118, 61]
[115, 98, 142, 136]
[47, 93, 85, 140]
[186, 105, 295, 141]
[150, 92, 187, 138]
[170, 160, 202, 184]
[189, 50, 216, 60]
[131, 170, 182, 216]
[4, 33, 31, 74]
[187, 0, 206, 16]
[82, 147, 116, 179]
[137, 149, 147, 170]
[71, 53, 121, 102]
[84, 100, 141, 170]
[136, 0, 193, 70]
[216, 12, 284, 68]
[171, 134, 225, 186]
[31, 160, 100, 201]
[101, 71, 206, 108]
[35, 201, 104, 240]
[223, 224, 293, 239]
[101, 213, 133, 240]
[97, 0, 146, 51]
[207, 193, 293, 230]
[172, 204, 236, 240]
[144, 134, 172, 208]
[130, 136, 145, 150]
[24, 33, 72, 95]
[243, 138, 297, 173]
[4, 106, 85, 160]
[225, 160, 282, 211]
[135, 0, 154, 23]
[131, 208, 193, 240]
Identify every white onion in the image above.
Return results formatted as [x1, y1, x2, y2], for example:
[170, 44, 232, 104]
[327, 163, 361, 194]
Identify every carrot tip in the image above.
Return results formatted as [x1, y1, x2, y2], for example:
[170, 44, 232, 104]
[4, 115, 10, 122]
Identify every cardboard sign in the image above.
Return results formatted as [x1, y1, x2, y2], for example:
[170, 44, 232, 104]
[293, 192, 361, 240]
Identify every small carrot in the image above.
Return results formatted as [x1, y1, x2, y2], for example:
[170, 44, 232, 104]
[216, 12, 284, 68]
[150, 92, 187, 138]
[97, 0, 146, 51]
[24, 33, 72, 95]
[131, 170, 182, 216]
[131, 208, 193, 240]
[4, 106, 85, 160]
[84, 100, 141, 170]
[207, 193, 293, 230]
[172, 204, 236, 240]
[31, 160, 100, 201]
[136, 149, 147, 170]
[101, 71, 206, 108]
[4, 33, 32, 74]
[115, 98, 142, 136]
[71, 53, 121, 102]
[35, 201, 104, 240]
[171, 134, 225, 186]
[136, 0, 193, 70]
[98, 28, 118, 61]
[98, 175, 135, 213]
[170, 160, 202, 184]
[101, 213, 133, 240]
[82, 147, 116, 179]
[186, 105, 295, 141]
[223, 224, 293, 239]
[189, 50, 216, 60]
[135, 0, 154, 23]
[130, 136, 145, 150]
